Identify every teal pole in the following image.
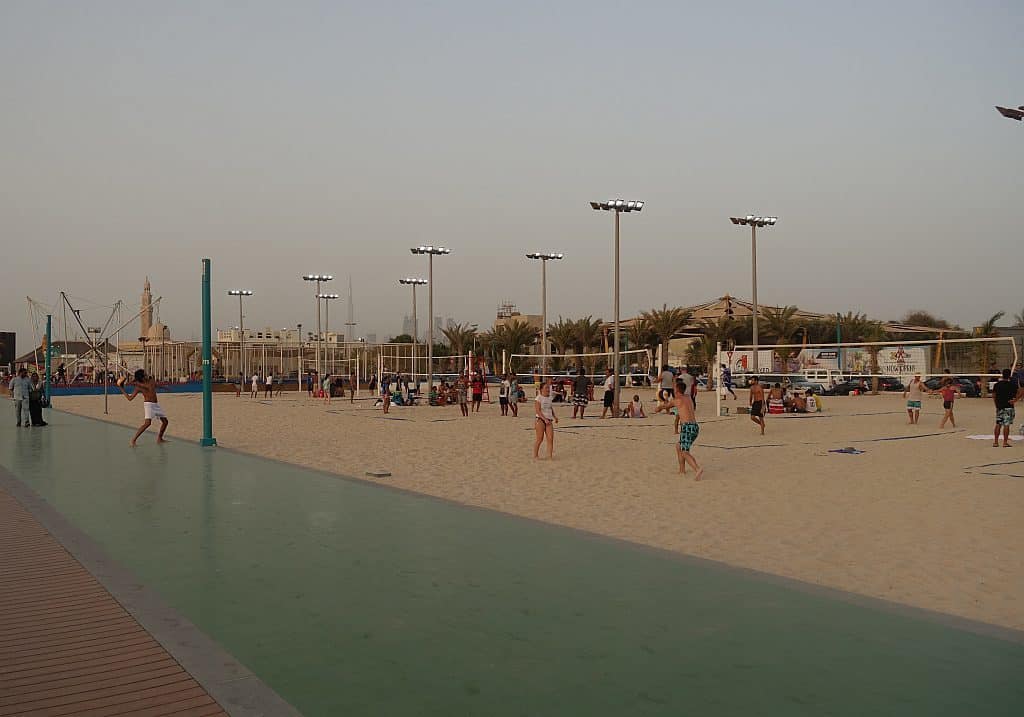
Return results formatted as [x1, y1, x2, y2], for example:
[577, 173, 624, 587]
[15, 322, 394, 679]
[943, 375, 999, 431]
[200, 258, 217, 447]
[44, 314, 52, 407]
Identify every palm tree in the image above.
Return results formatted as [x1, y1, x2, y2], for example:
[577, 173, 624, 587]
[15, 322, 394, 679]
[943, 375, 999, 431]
[546, 317, 577, 372]
[572, 316, 604, 374]
[859, 321, 889, 394]
[492, 320, 539, 371]
[974, 311, 1004, 396]
[626, 318, 655, 355]
[760, 305, 801, 373]
[440, 322, 477, 356]
[641, 304, 692, 363]
[693, 317, 740, 388]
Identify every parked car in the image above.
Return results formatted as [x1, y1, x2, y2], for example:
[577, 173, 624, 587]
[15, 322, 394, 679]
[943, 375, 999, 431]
[824, 379, 870, 396]
[875, 376, 905, 392]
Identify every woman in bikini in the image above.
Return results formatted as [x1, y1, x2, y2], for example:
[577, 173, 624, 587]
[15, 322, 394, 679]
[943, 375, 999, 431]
[533, 380, 558, 460]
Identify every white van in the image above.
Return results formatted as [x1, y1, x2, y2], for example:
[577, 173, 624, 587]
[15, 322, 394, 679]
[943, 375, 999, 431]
[802, 369, 845, 387]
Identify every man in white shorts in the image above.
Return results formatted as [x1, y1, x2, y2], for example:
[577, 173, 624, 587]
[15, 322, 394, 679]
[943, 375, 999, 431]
[117, 369, 168, 447]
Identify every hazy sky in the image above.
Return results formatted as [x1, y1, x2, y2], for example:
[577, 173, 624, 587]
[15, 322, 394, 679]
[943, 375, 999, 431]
[2, 1, 1022, 352]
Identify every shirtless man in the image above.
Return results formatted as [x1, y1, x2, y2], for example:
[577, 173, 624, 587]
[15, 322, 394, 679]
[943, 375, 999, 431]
[672, 378, 703, 480]
[117, 369, 168, 447]
[749, 375, 766, 435]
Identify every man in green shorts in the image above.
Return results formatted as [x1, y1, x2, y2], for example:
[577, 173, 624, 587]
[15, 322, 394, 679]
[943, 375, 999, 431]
[673, 378, 703, 480]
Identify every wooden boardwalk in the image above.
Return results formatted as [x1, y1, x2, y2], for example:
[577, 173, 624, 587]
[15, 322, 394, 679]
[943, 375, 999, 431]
[0, 488, 229, 717]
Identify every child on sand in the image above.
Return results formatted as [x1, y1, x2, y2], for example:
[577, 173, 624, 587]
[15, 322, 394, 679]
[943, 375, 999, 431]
[749, 376, 766, 435]
[673, 378, 703, 480]
[939, 378, 957, 429]
[457, 376, 469, 417]
[117, 369, 168, 447]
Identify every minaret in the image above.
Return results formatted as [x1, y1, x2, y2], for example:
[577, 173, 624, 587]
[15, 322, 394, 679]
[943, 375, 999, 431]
[140, 277, 153, 337]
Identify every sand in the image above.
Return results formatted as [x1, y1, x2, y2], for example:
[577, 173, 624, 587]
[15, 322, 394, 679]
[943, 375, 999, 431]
[57, 388, 1024, 631]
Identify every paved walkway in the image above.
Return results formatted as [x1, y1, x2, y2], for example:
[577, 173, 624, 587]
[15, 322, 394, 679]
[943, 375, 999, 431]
[0, 487, 228, 717]
[2, 412, 1023, 716]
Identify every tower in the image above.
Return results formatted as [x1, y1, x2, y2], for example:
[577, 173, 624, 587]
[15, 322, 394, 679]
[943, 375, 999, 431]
[141, 277, 153, 338]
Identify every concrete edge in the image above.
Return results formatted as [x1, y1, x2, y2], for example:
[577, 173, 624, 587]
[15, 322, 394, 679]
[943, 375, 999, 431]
[0, 463, 303, 717]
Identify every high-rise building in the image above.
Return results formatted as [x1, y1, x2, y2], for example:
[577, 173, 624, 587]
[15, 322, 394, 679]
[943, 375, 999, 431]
[402, 315, 417, 340]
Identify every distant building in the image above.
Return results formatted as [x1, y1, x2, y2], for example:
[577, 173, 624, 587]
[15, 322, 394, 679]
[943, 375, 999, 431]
[494, 301, 542, 332]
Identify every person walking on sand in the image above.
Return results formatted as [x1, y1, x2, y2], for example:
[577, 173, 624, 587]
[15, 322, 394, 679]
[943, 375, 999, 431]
[533, 380, 558, 460]
[903, 373, 927, 425]
[117, 369, 168, 447]
[456, 375, 469, 417]
[264, 372, 273, 399]
[673, 378, 704, 480]
[471, 371, 484, 412]
[499, 373, 512, 416]
[508, 373, 519, 417]
[721, 364, 737, 400]
[571, 367, 590, 419]
[938, 377, 957, 429]
[655, 364, 675, 403]
[350, 371, 357, 403]
[235, 371, 242, 397]
[600, 368, 615, 419]
[250, 372, 259, 399]
[992, 368, 1020, 447]
[749, 375, 766, 435]
[321, 373, 332, 405]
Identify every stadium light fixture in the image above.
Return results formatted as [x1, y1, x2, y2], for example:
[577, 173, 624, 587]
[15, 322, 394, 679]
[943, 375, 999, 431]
[729, 215, 779, 372]
[526, 252, 564, 375]
[409, 247, 452, 393]
[590, 199, 644, 414]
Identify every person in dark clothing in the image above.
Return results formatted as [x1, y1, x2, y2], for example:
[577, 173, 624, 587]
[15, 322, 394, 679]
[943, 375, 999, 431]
[29, 372, 47, 426]
[992, 368, 1022, 448]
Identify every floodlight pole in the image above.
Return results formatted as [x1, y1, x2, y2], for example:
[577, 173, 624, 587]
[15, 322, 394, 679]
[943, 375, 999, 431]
[730, 215, 776, 374]
[428, 255, 434, 390]
[542, 259, 548, 374]
[410, 248, 450, 395]
[751, 223, 759, 374]
[591, 200, 642, 416]
[614, 209, 621, 412]
[526, 254, 563, 376]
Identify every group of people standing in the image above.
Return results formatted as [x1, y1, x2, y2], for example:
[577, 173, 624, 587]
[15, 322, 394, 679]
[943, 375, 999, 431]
[7, 368, 48, 427]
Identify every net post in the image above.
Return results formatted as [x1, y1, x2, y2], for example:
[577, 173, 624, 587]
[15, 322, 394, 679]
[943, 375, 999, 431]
[716, 341, 722, 418]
